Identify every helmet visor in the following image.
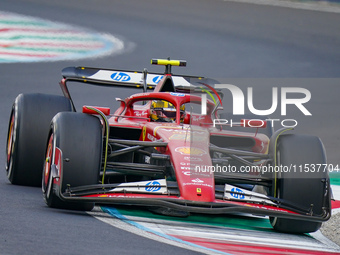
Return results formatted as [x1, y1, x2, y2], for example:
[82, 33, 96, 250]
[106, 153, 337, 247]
[162, 109, 176, 118]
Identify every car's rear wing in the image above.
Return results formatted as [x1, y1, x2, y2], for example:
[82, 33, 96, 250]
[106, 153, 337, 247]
[62, 66, 166, 90]
[60, 60, 223, 111]
[61, 66, 218, 91]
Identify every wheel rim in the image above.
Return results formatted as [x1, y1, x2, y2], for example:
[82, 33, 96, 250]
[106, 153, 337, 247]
[6, 112, 15, 177]
[42, 134, 53, 194]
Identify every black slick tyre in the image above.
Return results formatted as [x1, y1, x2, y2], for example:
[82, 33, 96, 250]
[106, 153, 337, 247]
[270, 134, 331, 233]
[42, 112, 102, 211]
[6, 93, 72, 186]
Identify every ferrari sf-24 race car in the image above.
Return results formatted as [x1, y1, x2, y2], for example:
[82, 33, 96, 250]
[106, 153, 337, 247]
[6, 59, 331, 234]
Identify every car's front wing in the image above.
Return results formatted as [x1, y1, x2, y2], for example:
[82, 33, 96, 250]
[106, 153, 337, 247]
[54, 183, 331, 223]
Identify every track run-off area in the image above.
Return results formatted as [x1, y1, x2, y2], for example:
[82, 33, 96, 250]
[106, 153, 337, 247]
[0, 11, 124, 63]
[90, 188, 340, 255]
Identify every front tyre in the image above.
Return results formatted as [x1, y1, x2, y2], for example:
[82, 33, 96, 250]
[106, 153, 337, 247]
[6, 94, 72, 186]
[42, 112, 102, 211]
[270, 134, 331, 233]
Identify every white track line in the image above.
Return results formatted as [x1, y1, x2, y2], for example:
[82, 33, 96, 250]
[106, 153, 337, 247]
[223, 0, 340, 13]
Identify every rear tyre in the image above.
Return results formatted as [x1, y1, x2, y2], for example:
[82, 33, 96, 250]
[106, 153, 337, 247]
[42, 112, 102, 211]
[6, 94, 72, 186]
[270, 134, 330, 233]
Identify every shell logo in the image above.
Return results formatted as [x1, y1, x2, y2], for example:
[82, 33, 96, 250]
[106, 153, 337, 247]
[175, 147, 206, 156]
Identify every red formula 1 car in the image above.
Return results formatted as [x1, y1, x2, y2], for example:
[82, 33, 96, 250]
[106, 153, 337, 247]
[6, 59, 331, 233]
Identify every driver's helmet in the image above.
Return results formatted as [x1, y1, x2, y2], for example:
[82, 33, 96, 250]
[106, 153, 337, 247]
[150, 100, 185, 122]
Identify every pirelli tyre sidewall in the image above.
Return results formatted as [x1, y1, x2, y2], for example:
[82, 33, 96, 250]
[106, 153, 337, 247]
[6, 93, 72, 186]
[43, 112, 102, 211]
[270, 134, 330, 233]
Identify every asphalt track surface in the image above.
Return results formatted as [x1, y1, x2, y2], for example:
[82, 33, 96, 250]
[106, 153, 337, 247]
[1, 0, 340, 254]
